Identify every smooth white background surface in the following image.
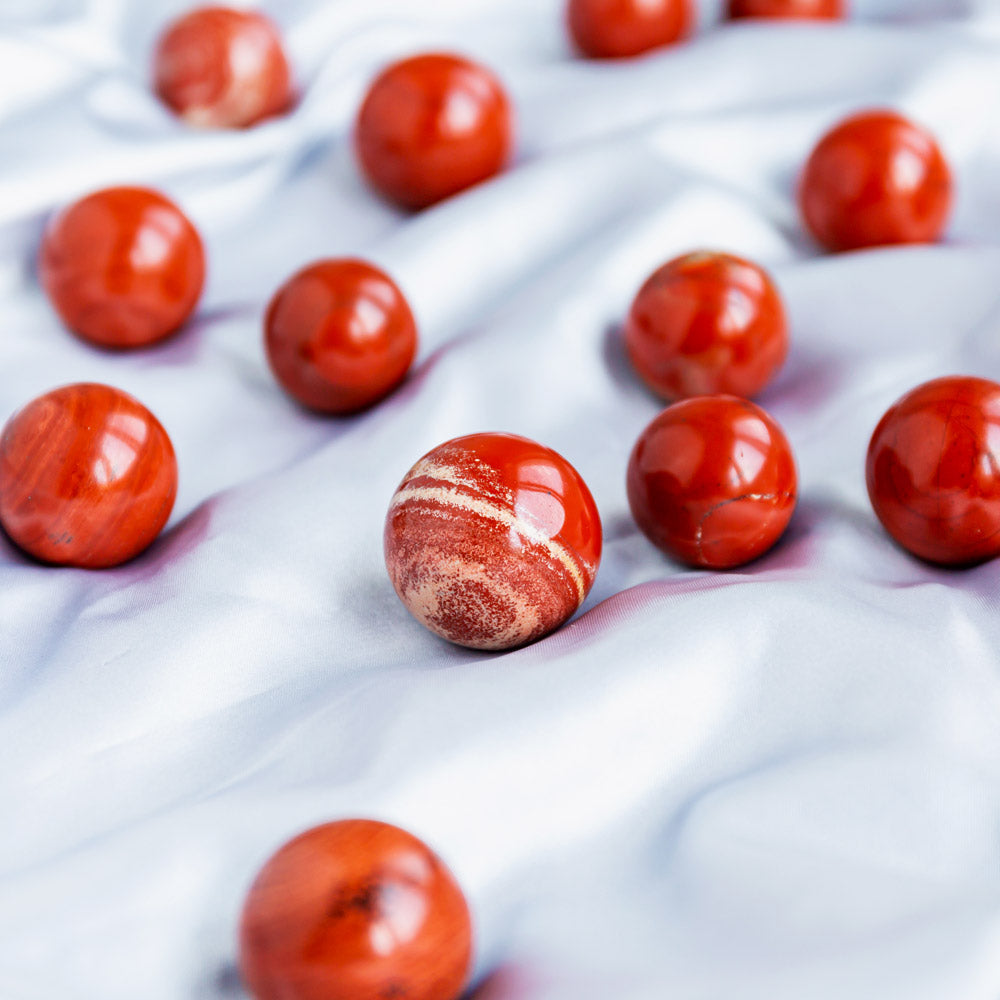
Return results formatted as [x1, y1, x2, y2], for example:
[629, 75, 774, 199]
[2, 1, 1000, 997]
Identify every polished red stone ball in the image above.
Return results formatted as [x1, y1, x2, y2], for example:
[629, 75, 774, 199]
[798, 109, 953, 252]
[385, 433, 602, 650]
[153, 6, 293, 128]
[566, 0, 692, 59]
[239, 820, 472, 1000]
[0, 383, 178, 568]
[625, 251, 788, 402]
[355, 53, 514, 210]
[866, 376, 1000, 566]
[39, 186, 205, 350]
[265, 259, 417, 414]
[727, 0, 845, 18]
[627, 396, 797, 568]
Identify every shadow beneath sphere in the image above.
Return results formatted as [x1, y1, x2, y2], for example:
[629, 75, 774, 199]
[601, 322, 645, 398]
[468, 965, 538, 1000]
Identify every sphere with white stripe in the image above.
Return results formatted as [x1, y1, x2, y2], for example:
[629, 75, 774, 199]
[385, 433, 602, 650]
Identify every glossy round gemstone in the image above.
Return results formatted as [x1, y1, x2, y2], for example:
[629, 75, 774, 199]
[153, 6, 293, 128]
[727, 0, 845, 18]
[866, 376, 1000, 566]
[385, 432, 602, 650]
[265, 259, 418, 414]
[0, 383, 178, 568]
[239, 820, 472, 1000]
[798, 109, 953, 252]
[354, 53, 513, 210]
[627, 395, 797, 568]
[566, 0, 692, 58]
[39, 186, 205, 350]
[625, 251, 788, 402]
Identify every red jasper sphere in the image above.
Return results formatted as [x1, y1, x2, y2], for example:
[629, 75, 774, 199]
[866, 376, 1000, 566]
[0, 383, 178, 568]
[566, 0, 692, 59]
[355, 53, 514, 210]
[153, 6, 293, 128]
[39, 186, 205, 350]
[625, 251, 788, 402]
[799, 109, 953, 252]
[385, 432, 602, 650]
[239, 820, 472, 1000]
[265, 259, 417, 414]
[627, 396, 797, 568]
[727, 0, 845, 18]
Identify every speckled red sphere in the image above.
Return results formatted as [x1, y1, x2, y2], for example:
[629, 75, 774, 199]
[153, 6, 293, 128]
[0, 383, 177, 568]
[799, 109, 953, 252]
[355, 53, 513, 210]
[727, 0, 845, 18]
[385, 433, 602, 650]
[39, 186, 205, 349]
[866, 376, 1000, 566]
[566, 0, 693, 58]
[625, 251, 788, 402]
[239, 820, 472, 1000]
[265, 259, 417, 414]
[627, 396, 797, 568]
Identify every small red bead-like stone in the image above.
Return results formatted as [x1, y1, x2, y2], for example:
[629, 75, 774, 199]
[385, 433, 602, 650]
[39, 186, 205, 350]
[0, 383, 178, 568]
[566, 0, 692, 59]
[265, 259, 417, 414]
[867, 376, 1000, 566]
[627, 396, 797, 568]
[625, 251, 788, 402]
[238, 820, 472, 1000]
[727, 0, 845, 18]
[153, 6, 293, 128]
[355, 53, 514, 210]
[798, 109, 953, 252]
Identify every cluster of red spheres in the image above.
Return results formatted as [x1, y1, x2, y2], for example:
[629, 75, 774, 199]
[239, 820, 473, 1000]
[2, 2, 991, 998]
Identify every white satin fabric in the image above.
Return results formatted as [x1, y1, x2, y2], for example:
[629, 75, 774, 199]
[3, 1, 1000, 997]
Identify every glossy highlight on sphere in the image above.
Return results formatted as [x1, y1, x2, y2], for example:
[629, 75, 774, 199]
[265, 259, 417, 414]
[627, 396, 797, 568]
[39, 186, 205, 349]
[866, 376, 1000, 566]
[566, 0, 692, 59]
[153, 6, 293, 128]
[0, 383, 177, 568]
[385, 432, 602, 650]
[799, 109, 953, 252]
[625, 251, 788, 402]
[727, 0, 845, 18]
[239, 820, 472, 1000]
[355, 53, 514, 210]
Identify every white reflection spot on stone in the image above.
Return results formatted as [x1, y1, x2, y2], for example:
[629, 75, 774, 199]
[92, 413, 147, 486]
[890, 146, 927, 193]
